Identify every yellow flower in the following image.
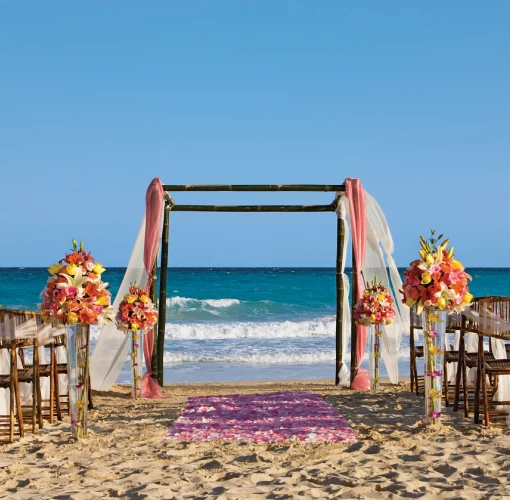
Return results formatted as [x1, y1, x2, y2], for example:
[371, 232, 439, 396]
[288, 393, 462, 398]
[140, 295, 149, 303]
[131, 323, 140, 332]
[48, 263, 61, 275]
[66, 264, 77, 276]
[96, 295, 108, 306]
[78, 362, 87, 369]
[428, 346, 443, 355]
[124, 294, 136, 304]
[130, 351, 136, 358]
[363, 290, 369, 297]
[133, 334, 141, 341]
[463, 293, 473, 305]
[67, 312, 78, 324]
[75, 401, 87, 409]
[370, 314, 376, 323]
[451, 260, 463, 270]
[92, 263, 106, 275]
[406, 297, 417, 308]
[437, 297, 446, 310]
[377, 293, 385, 302]
[428, 389, 442, 399]
[428, 312, 444, 323]
[425, 254, 435, 265]
[421, 272, 432, 285]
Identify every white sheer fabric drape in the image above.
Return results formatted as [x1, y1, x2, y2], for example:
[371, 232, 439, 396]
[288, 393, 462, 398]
[462, 307, 510, 416]
[336, 192, 407, 384]
[0, 317, 66, 415]
[90, 216, 150, 391]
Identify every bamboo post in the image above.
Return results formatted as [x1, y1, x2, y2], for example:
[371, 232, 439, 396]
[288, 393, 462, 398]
[163, 184, 345, 192]
[335, 216, 346, 385]
[350, 244, 358, 385]
[150, 259, 158, 377]
[171, 204, 336, 213]
[156, 202, 170, 387]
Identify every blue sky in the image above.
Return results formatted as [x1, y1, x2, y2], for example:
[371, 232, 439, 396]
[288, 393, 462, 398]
[1, 1, 509, 267]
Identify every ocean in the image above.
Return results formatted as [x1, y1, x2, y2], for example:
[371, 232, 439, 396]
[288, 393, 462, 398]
[1, 267, 509, 384]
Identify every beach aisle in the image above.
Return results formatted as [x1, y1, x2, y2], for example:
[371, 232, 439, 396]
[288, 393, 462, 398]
[0, 380, 509, 499]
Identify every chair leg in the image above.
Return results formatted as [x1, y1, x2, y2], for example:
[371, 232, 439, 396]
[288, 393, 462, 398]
[88, 375, 93, 410]
[410, 355, 414, 394]
[474, 369, 480, 424]
[36, 375, 43, 430]
[53, 369, 62, 421]
[49, 374, 55, 424]
[481, 368, 490, 426]
[9, 383, 15, 443]
[463, 360, 470, 418]
[444, 360, 449, 407]
[454, 347, 462, 412]
[13, 374, 24, 438]
[31, 381, 37, 433]
[474, 339, 483, 424]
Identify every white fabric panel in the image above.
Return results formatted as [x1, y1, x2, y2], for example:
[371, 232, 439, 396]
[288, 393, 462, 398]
[445, 330, 461, 384]
[90, 216, 149, 391]
[339, 192, 406, 384]
[365, 194, 410, 338]
[336, 191, 405, 384]
[490, 333, 510, 415]
[56, 345, 68, 396]
[0, 347, 9, 415]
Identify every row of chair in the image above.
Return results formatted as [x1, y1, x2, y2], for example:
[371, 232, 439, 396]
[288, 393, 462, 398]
[0, 309, 73, 442]
[410, 296, 510, 426]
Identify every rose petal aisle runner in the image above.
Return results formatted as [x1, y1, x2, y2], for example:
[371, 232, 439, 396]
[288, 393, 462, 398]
[165, 391, 356, 443]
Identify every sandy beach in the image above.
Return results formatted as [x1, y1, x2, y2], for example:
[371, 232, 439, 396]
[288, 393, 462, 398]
[1, 380, 509, 499]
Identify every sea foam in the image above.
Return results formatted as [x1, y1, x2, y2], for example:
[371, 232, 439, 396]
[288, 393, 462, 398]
[163, 318, 335, 340]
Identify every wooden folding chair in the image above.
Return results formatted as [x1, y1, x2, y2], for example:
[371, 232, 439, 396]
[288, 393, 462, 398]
[473, 297, 510, 426]
[0, 338, 24, 442]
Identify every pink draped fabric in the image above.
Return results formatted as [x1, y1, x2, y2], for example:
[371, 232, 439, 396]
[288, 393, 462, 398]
[142, 178, 165, 398]
[345, 178, 368, 389]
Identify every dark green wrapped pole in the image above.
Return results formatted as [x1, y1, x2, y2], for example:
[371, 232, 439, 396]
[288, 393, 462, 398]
[335, 214, 346, 385]
[350, 244, 358, 385]
[156, 202, 170, 387]
[150, 259, 158, 375]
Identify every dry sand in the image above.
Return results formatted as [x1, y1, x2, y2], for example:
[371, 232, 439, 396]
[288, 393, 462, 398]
[1, 380, 509, 499]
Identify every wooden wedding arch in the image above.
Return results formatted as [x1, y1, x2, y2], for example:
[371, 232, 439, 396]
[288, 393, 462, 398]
[151, 184, 359, 387]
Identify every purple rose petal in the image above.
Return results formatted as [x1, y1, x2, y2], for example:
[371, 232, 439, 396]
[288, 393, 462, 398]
[165, 391, 356, 444]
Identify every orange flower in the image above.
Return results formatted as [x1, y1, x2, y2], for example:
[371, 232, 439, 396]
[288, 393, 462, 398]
[84, 282, 103, 297]
[79, 308, 97, 324]
[65, 252, 84, 265]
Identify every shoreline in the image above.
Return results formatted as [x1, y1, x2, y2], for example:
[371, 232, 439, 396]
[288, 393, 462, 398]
[1, 379, 508, 498]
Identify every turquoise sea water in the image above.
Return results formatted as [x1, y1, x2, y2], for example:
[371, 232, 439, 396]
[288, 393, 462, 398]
[1, 267, 509, 383]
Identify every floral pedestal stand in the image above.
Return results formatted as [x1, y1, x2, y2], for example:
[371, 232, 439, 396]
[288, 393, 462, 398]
[130, 330, 143, 399]
[422, 309, 446, 425]
[66, 323, 91, 438]
[369, 324, 382, 391]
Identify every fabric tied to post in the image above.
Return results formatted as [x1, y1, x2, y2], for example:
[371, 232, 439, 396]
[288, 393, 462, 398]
[141, 178, 165, 398]
[344, 178, 369, 389]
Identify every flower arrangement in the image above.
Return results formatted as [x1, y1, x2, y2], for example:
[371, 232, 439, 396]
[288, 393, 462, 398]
[39, 240, 113, 439]
[400, 230, 473, 315]
[354, 278, 396, 327]
[354, 278, 396, 391]
[40, 240, 114, 326]
[116, 284, 158, 333]
[116, 284, 158, 399]
[401, 231, 472, 425]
